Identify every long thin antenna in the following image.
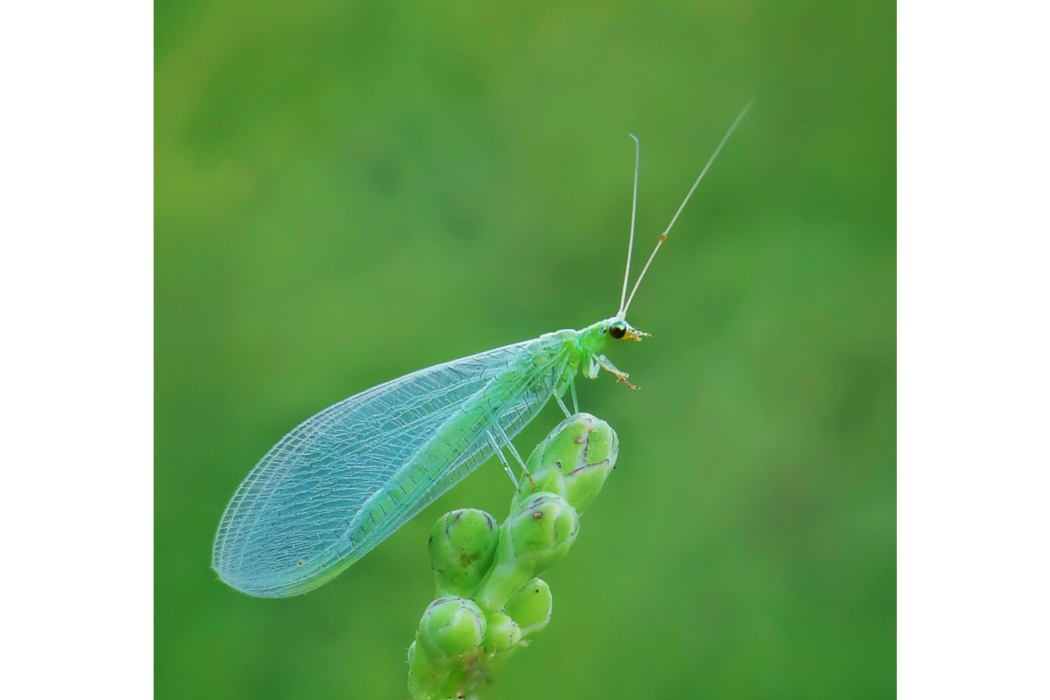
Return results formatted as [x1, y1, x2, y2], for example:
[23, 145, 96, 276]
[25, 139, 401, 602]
[623, 101, 752, 314]
[618, 134, 641, 316]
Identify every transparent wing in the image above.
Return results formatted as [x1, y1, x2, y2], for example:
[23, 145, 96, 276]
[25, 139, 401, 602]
[213, 336, 568, 597]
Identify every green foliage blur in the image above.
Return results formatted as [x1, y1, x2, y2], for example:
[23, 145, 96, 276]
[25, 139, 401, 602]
[156, 0, 895, 698]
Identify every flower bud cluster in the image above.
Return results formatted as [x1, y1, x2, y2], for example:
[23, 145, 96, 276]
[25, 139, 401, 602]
[408, 413, 618, 700]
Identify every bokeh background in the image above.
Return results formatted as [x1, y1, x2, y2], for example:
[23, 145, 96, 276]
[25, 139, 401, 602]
[156, 1, 895, 698]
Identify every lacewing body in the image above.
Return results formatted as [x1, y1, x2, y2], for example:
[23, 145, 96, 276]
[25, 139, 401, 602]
[213, 105, 750, 597]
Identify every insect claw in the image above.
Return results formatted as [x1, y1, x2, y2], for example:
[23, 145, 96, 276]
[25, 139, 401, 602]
[596, 354, 639, 389]
[615, 372, 640, 390]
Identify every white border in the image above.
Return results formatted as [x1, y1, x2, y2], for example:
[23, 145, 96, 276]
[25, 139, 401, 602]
[898, 1, 1049, 697]
[0, 3, 153, 697]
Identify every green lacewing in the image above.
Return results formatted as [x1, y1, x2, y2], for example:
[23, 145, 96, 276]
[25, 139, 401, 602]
[213, 104, 751, 597]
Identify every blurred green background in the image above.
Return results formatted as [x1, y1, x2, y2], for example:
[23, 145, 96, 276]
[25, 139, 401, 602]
[156, 0, 894, 698]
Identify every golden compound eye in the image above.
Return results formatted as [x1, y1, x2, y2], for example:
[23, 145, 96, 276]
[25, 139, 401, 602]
[609, 322, 627, 339]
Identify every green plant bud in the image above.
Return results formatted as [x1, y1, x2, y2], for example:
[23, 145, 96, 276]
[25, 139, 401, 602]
[562, 417, 617, 514]
[406, 641, 437, 700]
[417, 597, 487, 660]
[483, 612, 522, 653]
[428, 509, 499, 597]
[508, 492, 578, 571]
[513, 413, 618, 514]
[504, 578, 552, 638]
[476, 493, 578, 613]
